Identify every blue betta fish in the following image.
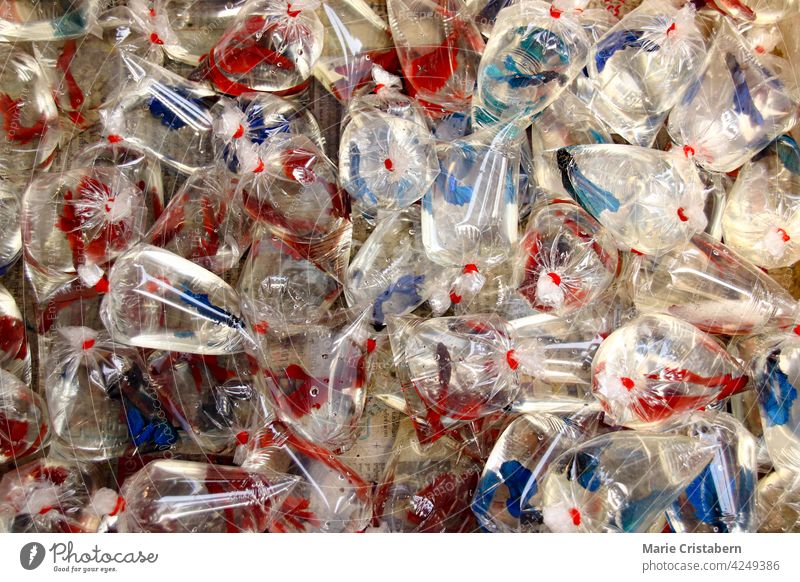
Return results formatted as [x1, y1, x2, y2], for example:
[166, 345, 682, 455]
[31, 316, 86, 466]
[147, 86, 210, 131]
[570, 450, 602, 492]
[759, 354, 798, 426]
[594, 30, 660, 74]
[677, 463, 755, 532]
[776, 135, 800, 175]
[245, 105, 290, 144]
[53, 5, 87, 38]
[556, 148, 621, 216]
[125, 401, 180, 451]
[485, 59, 567, 90]
[438, 170, 473, 206]
[346, 143, 378, 206]
[107, 364, 180, 453]
[725, 53, 764, 126]
[472, 460, 537, 522]
[682, 464, 722, 528]
[372, 274, 425, 326]
[178, 283, 245, 330]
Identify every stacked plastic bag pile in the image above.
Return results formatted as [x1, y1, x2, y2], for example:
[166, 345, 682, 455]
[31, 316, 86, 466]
[1, 0, 800, 533]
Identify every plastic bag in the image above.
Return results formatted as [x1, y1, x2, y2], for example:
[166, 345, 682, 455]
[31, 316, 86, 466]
[512, 200, 619, 314]
[44, 325, 180, 458]
[0, 44, 60, 174]
[315, 0, 398, 102]
[541, 432, 715, 532]
[591, 314, 750, 428]
[146, 170, 251, 274]
[722, 135, 800, 269]
[631, 233, 798, 335]
[251, 308, 375, 452]
[21, 166, 152, 301]
[339, 69, 439, 217]
[101, 52, 217, 173]
[667, 18, 800, 173]
[583, 0, 708, 147]
[345, 206, 456, 329]
[0, 369, 48, 465]
[0, 1, 100, 42]
[473, 0, 591, 127]
[191, 0, 324, 95]
[387, 0, 485, 113]
[557, 144, 707, 255]
[235, 421, 373, 532]
[101, 244, 251, 355]
[116, 459, 298, 532]
[374, 420, 482, 532]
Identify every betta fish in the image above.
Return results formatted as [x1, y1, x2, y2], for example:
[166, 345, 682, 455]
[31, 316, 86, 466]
[594, 30, 660, 74]
[372, 274, 425, 326]
[178, 283, 246, 330]
[725, 53, 764, 126]
[760, 354, 798, 426]
[556, 148, 621, 216]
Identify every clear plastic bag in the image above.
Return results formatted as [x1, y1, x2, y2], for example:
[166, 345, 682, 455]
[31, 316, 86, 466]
[722, 135, 800, 269]
[422, 122, 522, 270]
[508, 299, 629, 390]
[212, 92, 323, 175]
[530, 92, 612, 198]
[190, 0, 324, 95]
[146, 170, 251, 274]
[237, 233, 344, 331]
[591, 314, 749, 429]
[757, 469, 800, 532]
[147, 351, 265, 454]
[251, 308, 375, 452]
[709, 0, 799, 24]
[666, 411, 758, 533]
[116, 458, 299, 532]
[129, 0, 249, 66]
[0, 0, 100, 42]
[541, 432, 715, 532]
[237, 134, 350, 243]
[0, 44, 60, 175]
[374, 420, 482, 532]
[390, 314, 519, 421]
[667, 18, 800, 173]
[512, 200, 619, 314]
[21, 166, 152, 301]
[101, 52, 217, 173]
[315, 0, 398, 102]
[583, 0, 708, 147]
[345, 206, 456, 328]
[71, 139, 165, 222]
[339, 70, 439, 217]
[557, 144, 707, 255]
[631, 233, 798, 335]
[473, 0, 591, 127]
[101, 244, 251, 355]
[0, 368, 48, 465]
[0, 181, 21, 275]
[0, 458, 115, 533]
[34, 11, 155, 129]
[472, 409, 602, 532]
[0, 285, 28, 380]
[235, 421, 373, 532]
[44, 326, 180, 458]
[734, 331, 800, 474]
[387, 0, 484, 113]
